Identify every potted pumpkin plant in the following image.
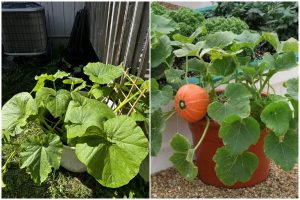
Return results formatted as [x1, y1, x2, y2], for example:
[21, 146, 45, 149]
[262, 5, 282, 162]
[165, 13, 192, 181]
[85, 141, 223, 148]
[2, 62, 149, 188]
[151, 13, 298, 188]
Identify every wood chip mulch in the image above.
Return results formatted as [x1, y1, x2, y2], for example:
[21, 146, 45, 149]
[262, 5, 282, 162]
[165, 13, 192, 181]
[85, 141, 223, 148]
[151, 162, 298, 198]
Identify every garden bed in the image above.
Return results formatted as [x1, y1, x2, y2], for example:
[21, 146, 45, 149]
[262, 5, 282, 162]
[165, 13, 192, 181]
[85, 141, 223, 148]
[151, 162, 298, 198]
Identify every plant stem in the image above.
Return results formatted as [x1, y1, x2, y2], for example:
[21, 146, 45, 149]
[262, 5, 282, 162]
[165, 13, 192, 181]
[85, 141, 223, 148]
[2, 149, 17, 173]
[267, 82, 276, 94]
[185, 56, 189, 84]
[259, 71, 274, 94]
[164, 110, 176, 121]
[164, 61, 171, 68]
[193, 116, 210, 151]
[53, 81, 56, 91]
[210, 77, 216, 101]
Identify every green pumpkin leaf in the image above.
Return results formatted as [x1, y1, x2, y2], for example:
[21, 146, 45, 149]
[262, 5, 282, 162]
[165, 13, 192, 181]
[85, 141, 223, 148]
[262, 52, 275, 70]
[281, 37, 298, 53]
[275, 52, 297, 71]
[220, 115, 260, 154]
[83, 62, 123, 84]
[174, 41, 205, 57]
[169, 133, 197, 181]
[75, 116, 148, 188]
[35, 73, 55, 82]
[260, 101, 292, 136]
[2, 92, 36, 136]
[74, 81, 87, 92]
[205, 31, 235, 48]
[209, 56, 237, 76]
[151, 78, 159, 91]
[183, 58, 207, 75]
[151, 35, 172, 68]
[32, 74, 54, 92]
[20, 134, 63, 184]
[164, 68, 185, 86]
[262, 32, 280, 51]
[65, 93, 115, 138]
[139, 156, 149, 182]
[151, 85, 173, 112]
[53, 70, 70, 79]
[264, 130, 298, 171]
[63, 77, 84, 85]
[231, 30, 261, 51]
[208, 83, 252, 122]
[90, 86, 104, 99]
[284, 78, 298, 100]
[33, 71, 70, 92]
[213, 147, 258, 186]
[172, 33, 193, 44]
[36, 88, 71, 118]
[151, 110, 166, 156]
[151, 13, 176, 35]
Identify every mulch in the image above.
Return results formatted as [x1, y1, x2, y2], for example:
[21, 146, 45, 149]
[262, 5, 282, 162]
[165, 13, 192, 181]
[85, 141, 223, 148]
[151, 162, 298, 198]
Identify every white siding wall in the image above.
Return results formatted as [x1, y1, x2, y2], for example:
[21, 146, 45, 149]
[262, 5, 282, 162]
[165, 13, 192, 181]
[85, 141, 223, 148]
[38, 2, 84, 38]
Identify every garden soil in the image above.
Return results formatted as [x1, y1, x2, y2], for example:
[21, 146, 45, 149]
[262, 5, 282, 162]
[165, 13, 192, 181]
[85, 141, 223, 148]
[151, 162, 298, 198]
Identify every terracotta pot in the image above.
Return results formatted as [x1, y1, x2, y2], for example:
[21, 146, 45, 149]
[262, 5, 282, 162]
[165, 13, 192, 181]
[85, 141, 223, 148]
[189, 119, 270, 188]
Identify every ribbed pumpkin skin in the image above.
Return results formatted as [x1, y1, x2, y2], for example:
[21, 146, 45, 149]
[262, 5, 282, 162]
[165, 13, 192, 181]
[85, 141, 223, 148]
[175, 84, 209, 123]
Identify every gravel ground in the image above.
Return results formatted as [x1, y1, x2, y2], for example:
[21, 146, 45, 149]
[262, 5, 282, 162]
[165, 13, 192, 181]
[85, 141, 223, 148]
[151, 162, 298, 198]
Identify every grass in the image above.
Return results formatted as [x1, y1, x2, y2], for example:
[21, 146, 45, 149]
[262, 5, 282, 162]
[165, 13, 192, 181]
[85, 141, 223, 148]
[2, 122, 149, 198]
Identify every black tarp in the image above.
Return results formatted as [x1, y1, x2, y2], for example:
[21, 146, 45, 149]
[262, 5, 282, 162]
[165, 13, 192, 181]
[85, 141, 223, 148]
[63, 8, 99, 68]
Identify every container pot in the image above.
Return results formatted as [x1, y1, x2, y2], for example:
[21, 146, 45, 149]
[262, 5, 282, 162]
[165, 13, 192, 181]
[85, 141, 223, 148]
[189, 119, 270, 188]
[60, 145, 87, 173]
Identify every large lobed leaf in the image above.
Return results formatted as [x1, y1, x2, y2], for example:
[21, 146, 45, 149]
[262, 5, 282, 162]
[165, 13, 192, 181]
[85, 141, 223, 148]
[264, 130, 298, 171]
[169, 133, 197, 181]
[205, 31, 235, 48]
[20, 134, 63, 184]
[36, 88, 71, 118]
[208, 83, 252, 122]
[151, 85, 173, 112]
[219, 115, 260, 154]
[64, 92, 115, 138]
[213, 147, 258, 186]
[151, 35, 173, 68]
[151, 110, 166, 156]
[2, 92, 36, 136]
[83, 62, 123, 84]
[209, 55, 237, 77]
[75, 115, 148, 188]
[284, 78, 298, 101]
[33, 71, 70, 92]
[260, 101, 292, 136]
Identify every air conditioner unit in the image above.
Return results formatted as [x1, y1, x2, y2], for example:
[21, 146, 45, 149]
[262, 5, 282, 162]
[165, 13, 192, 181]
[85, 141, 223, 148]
[2, 2, 47, 56]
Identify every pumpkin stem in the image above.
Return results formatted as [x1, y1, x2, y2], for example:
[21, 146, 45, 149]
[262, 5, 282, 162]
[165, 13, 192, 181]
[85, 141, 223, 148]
[179, 100, 186, 109]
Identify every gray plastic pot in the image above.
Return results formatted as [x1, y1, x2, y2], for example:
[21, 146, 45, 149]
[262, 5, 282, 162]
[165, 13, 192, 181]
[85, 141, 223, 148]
[60, 145, 87, 173]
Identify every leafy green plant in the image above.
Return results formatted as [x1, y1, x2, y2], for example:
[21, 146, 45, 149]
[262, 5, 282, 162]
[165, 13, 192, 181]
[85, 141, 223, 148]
[2, 62, 149, 189]
[203, 17, 249, 35]
[151, 2, 205, 37]
[209, 2, 298, 41]
[151, 12, 298, 186]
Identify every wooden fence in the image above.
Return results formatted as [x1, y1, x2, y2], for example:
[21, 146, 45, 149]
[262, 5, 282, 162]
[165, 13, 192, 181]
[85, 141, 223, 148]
[85, 2, 149, 79]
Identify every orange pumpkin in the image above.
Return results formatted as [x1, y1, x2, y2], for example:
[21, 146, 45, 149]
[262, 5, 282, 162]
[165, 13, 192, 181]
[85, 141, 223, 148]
[175, 84, 209, 123]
